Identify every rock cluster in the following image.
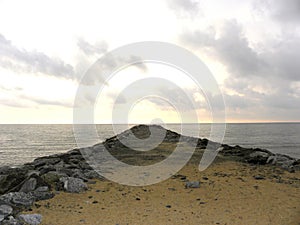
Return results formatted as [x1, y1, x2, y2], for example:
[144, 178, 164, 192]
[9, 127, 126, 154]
[0, 124, 299, 224]
[0, 148, 102, 224]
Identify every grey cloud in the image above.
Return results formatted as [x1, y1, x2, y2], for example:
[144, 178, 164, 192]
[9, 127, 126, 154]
[167, 0, 200, 17]
[81, 53, 148, 86]
[181, 19, 300, 120]
[254, 0, 300, 24]
[0, 34, 74, 79]
[181, 19, 300, 81]
[77, 38, 108, 56]
[181, 20, 265, 78]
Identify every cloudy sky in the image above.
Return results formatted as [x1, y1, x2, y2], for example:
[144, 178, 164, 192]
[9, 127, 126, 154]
[0, 0, 299, 123]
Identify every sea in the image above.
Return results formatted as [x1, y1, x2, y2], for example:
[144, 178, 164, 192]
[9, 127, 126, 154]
[0, 123, 299, 167]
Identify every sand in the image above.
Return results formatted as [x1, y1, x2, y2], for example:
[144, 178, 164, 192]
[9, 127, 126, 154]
[23, 161, 300, 225]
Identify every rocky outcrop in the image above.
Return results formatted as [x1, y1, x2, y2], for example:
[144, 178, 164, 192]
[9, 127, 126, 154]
[0, 124, 299, 224]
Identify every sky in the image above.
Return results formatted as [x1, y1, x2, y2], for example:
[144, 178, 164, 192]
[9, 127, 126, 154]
[0, 0, 300, 124]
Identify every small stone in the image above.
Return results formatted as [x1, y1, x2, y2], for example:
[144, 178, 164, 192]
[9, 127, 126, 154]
[92, 201, 98, 204]
[136, 197, 141, 201]
[185, 181, 200, 188]
[253, 175, 265, 180]
[166, 205, 172, 208]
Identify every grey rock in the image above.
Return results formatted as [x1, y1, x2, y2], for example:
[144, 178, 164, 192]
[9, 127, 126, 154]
[247, 151, 271, 164]
[26, 170, 40, 177]
[30, 190, 54, 201]
[34, 186, 49, 192]
[0, 192, 35, 207]
[83, 170, 104, 179]
[1, 215, 21, 225]
[18, 214, 42, 225]
[0, 204, 13, 217]
[185, 181, 200, 188]
[33, 157, 61, 168]
[0, 214, 4, 222]
[19, 178, 37, 193]
[59, 177, 87, 193]
[267, 154, 296, 170]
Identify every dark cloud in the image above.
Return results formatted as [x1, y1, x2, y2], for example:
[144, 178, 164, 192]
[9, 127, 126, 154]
[0, 34, 74, 79]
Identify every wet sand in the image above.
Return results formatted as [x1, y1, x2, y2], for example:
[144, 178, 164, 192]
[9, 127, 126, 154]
[24, 161, 300, 225]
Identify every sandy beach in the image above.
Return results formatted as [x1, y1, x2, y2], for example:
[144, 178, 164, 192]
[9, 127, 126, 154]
[23, 161, 300, 225]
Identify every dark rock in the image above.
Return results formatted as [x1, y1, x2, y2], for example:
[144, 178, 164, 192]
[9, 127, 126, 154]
[19, 178, 37, 193]
[33, 157, 61, 168]
[0, 169, 27, 194]
[165, 205, 171, 208]
[59, 177, 87, 193]
[253, 175, 265, 180]
[18, 214, 42, 225]
[185, 181, 200, 188]
[38, 165, 56, 175]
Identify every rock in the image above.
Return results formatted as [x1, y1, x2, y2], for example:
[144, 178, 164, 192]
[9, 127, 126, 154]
[0, 192, 35, 208]
[34, 186, 49, 192]
[1, 215, 21, 225]
[0, 169, 27, 194]
[59, 177, 87, 193]
[247, 151, 271, 164]
[83, 170, 104, 180]
[41, 172, 64, 186]
[19, 178, 37, 193]
[30, 190, 54, 201]
[185, 181, 200, 188]
[253, 175, 265, 180]
[18, 214, 42, 225]
[33, 157, 61, 168]
[267, 154, 296, 171]
[0, 204, 13, 222]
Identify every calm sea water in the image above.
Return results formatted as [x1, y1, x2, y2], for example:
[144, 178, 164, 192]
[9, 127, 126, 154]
[0, 123, 299, 166]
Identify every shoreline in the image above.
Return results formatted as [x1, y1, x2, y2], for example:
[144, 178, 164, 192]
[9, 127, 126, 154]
[0, 125, 299, 224]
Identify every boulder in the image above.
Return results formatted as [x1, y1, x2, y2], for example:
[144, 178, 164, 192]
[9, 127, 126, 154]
[267, 154, 296, 170]
[30, 186, 54, 201]
[247, 151, 271, 164]
[19, 178, 37, 193]
[33, 157, 61, 168]
[0, 192, 35, 208]
[0, 204, 13, 222]
[1, 215, 21, 225]
[18, 214, 42, 225]
[0, 169, 27, 194]
[41, 172, 64, 187]
[59, 177, 87, 193]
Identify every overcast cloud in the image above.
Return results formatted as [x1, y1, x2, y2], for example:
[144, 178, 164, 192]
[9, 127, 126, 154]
[0, 0, 300, 122]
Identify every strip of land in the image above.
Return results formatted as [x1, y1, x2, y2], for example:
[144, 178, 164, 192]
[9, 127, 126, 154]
[0, 125, 299, 225]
